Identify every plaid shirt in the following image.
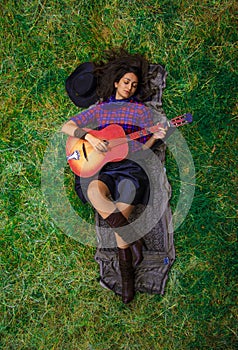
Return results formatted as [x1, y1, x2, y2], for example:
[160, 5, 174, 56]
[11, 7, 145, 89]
[71, 101, 154, 153]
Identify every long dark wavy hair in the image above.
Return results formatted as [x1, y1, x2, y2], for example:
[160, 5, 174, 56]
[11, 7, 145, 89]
[93, 48, 151, 101]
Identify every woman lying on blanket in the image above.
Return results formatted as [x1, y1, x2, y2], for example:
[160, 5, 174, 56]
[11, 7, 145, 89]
[61, 49, 167, 304]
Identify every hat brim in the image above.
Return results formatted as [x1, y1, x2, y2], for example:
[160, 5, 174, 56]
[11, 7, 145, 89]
[66, 62, 99, 108]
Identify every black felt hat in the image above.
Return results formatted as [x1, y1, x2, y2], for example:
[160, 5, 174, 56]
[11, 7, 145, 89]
[65, 62, 98, 108]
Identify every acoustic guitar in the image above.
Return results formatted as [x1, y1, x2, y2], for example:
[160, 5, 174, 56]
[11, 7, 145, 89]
[66, 113, 193, 178]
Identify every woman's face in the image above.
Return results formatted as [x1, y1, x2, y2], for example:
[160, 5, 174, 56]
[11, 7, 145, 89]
[114, 72, 138, 100]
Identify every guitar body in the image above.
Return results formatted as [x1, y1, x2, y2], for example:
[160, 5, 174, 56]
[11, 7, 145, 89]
[66, 113, 193, 178]
[66, 124, 129, 177]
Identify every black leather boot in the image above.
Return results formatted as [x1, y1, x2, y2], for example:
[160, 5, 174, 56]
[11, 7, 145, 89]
[104, 211, 145, 267]
[118, 247, 135, 304]
[130, 238, 145, 267]
[104, 210, 128, 230]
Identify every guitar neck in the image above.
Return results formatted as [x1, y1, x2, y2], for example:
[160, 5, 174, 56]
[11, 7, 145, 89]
[125, 113, 192, 141]
[125, 122, 169, 141]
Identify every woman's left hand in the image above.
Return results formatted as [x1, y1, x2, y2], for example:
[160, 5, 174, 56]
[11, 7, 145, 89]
[152, 125, 168, 139]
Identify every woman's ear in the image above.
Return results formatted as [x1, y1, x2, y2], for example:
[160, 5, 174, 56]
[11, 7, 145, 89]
[114, 81, 118, 88]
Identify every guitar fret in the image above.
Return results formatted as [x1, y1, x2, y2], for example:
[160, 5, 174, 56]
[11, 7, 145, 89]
[128, 127, 154, 140]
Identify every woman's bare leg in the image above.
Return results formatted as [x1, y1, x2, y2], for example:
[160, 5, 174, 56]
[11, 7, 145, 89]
[87, 180, 134, 248]
[87, 180, 115, 218]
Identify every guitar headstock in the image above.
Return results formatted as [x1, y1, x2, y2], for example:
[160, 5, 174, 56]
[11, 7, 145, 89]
[184, 113, 193, 123]
[170, 113, 193, 127]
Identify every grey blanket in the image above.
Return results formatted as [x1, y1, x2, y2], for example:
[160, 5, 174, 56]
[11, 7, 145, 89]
[94, 64, 175, 296]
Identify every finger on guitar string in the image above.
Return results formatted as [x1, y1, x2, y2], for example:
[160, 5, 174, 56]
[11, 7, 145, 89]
[153, 126, 168, 139]
[85, 134, 108, 153]
[95, 140, 109, 153]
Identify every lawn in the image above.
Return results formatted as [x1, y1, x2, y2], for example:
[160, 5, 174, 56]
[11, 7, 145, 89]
[1, 0, 237, 349]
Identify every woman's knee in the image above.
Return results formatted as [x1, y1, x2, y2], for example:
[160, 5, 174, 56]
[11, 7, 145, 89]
[87, 180, 109, 201]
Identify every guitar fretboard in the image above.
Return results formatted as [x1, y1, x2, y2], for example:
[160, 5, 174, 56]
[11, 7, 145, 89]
[125, 113, 192, 141]
[126, 122, 169, 141]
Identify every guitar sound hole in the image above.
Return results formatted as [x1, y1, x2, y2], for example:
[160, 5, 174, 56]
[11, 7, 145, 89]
[82, 143, 88, 161]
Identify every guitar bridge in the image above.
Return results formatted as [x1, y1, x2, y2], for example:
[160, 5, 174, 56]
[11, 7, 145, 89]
[67, 150, 80, 161]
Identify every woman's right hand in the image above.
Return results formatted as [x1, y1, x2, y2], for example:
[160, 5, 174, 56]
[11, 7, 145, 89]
[85, 134, 109, 153]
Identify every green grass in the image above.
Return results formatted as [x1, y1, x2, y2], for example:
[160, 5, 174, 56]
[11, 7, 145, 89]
[1, 0, 237, 349]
